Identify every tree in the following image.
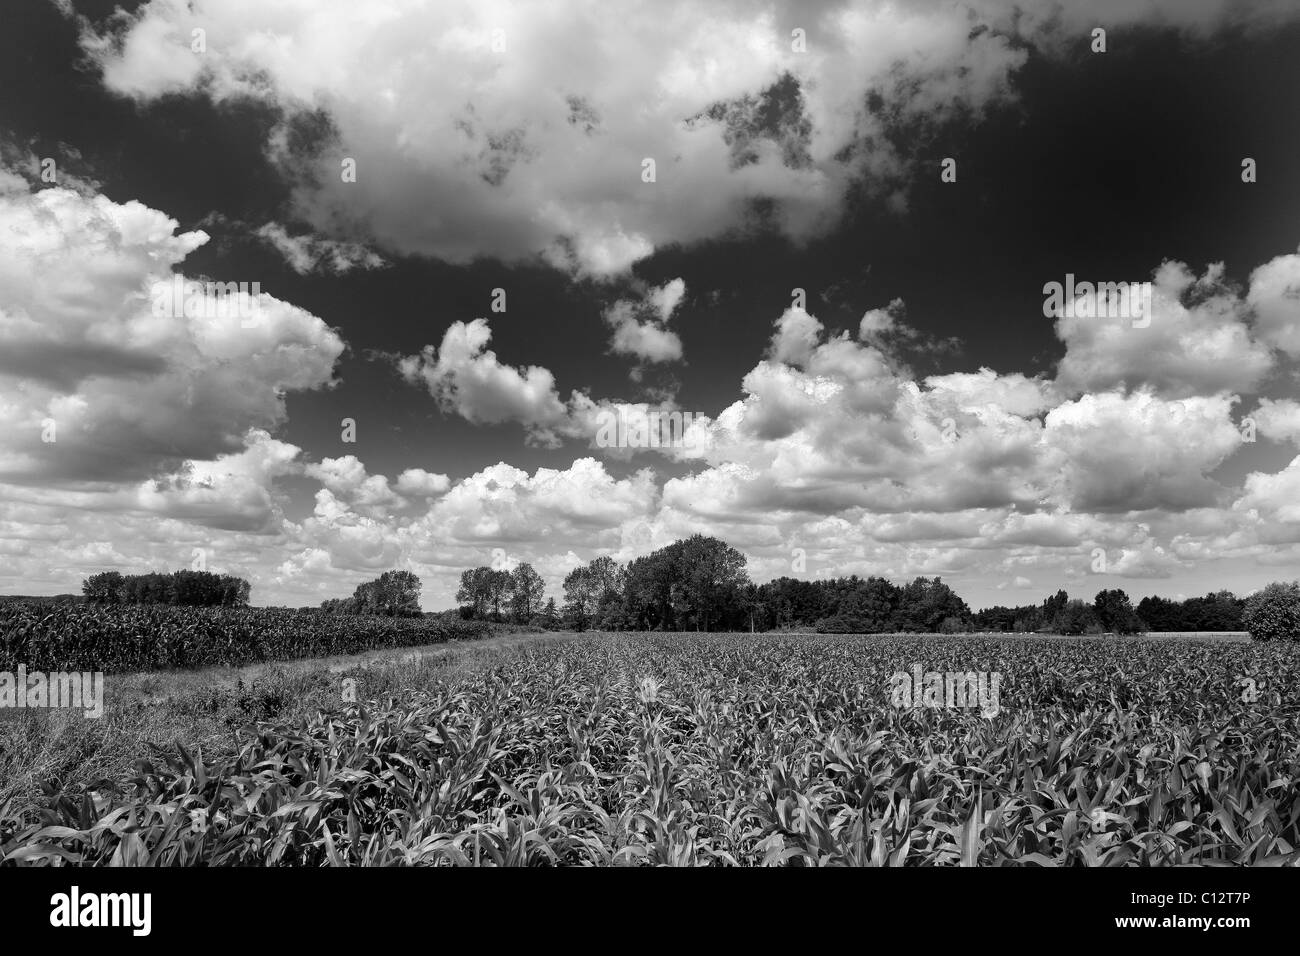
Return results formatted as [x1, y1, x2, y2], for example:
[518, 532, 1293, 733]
[1136, 595, 1179, 631]
[1136, 591, 1244, 631]
[350, 570, 422, 617]
[674, 535, 749, 631]
[537, 597, 560, 629]
[938, 615, 966, 634]
[509, 563, 546, 623]
[484, 568, 512, 621]
[757, 577, 832, 630]
[1093, 588, 1144, 634]
[453, 566, 511, 620]
[1243, 581, 1300, 642]
[222, 576, 252, 607]
[456, 567, 494, 619]
[1051, 599, 1100, 635]
[82, 569, 249, 607]
[82, 571, 125, 604]
[890, 577, 970, 632]
[1041, 590, 1069, 628]
[562, 565, 600, 630]
[814, 577, 899, 633]
[586, 556, 623, 604]
[1193, 591, 1245, 631]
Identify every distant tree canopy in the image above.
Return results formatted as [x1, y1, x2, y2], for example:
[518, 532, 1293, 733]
[470, 542, 1245, 636]
[82, 570, 251, 607]
[455, 563, 549, 625]
[968, 588, 1252, 635]
[1243, 582, 1300, 642]
[1093, 589, 1144, 635]
[70, 545, 1294, 639]
[320, 570, 423, 617]
[1136, 591, 1245, 632]
[557, 536, 750, 632]
[753, 574, 969, 634]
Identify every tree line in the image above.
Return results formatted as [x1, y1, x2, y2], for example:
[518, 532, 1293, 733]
[1135, 592, 1245, 631]
[973, 588, 1247, 634]
[75, 539, 1282, 637]
[319, 570, 423, 617]
[757, 575, 971, 633]
[454, 564, 554, 624]
[82, 570, 251, 607]
[512, 537, 1252, 635]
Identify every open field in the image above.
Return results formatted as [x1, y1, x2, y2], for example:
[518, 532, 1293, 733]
[3, 631, 1298, 866]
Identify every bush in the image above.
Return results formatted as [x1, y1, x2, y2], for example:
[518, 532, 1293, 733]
[1243, 581, 1300, 642]
[813, 614, 875, 634]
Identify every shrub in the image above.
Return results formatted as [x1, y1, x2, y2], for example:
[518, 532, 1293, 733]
[813, 614, 875, 634]
[1243, 581, 1300, 642]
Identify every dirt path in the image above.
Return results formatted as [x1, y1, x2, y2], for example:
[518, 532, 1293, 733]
[115, 631, 578, 703]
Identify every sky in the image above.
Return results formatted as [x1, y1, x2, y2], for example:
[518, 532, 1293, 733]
[2, 0, 1300, 611]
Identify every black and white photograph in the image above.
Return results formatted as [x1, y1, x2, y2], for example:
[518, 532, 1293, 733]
[0, 0, 1297, 927]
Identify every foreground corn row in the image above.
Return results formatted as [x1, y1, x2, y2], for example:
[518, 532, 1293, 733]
[3, 634, 1298, 866]
[0, 603, 489, 672]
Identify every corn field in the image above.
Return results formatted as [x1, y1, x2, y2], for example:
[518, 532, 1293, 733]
[3, 633, 1298, 866]
[0, 603, 489, 673]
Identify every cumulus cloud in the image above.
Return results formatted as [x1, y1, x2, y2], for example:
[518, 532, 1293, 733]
[0, 184, 344, 485]
[603, 277, 686, 364]
[398, 319, 570, 442]
[1103, 540, 1184, 579]
[268, 456, 663, 602]
[8, 159, 1300, 607]
[1054, 260, 1275, 399]
[269, 240, 1300, 605]
[395, 468, 452, 499]
[302, 455, 405, 515]
[767, 306, 825, 367]
[922, 369, 1055, 419]
[1235, 456, 1300, 541]
[1249, 398, 1300, 444]
[1248, 247, 1300, 357]
[1041, 391, 1242, 512]
[255, 222, 387, 275]
[857, 297, 961, 358]
[301, 457, 452, 515]
[134, 430, 302, 532]
[859, 300, 902, 337]
[77, 0, 1293, 278]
